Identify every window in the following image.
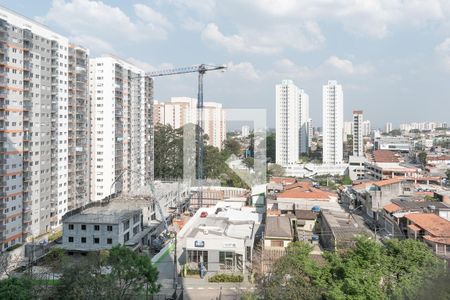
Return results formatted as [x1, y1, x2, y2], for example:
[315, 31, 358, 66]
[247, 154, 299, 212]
[133, 214, 140, 224]
[93, 238, 100, 244]
[68, 237, 73, 243]
[187, 250, 208, 269]
[123, 220, 130, 230]
[107, 225, 113, 231]
[133, 225, 139, 235]
[271, 240, 284, 247]
[68, 224, 74, 230]
[81, 225, 86, 230]
[124, 232, 129, 242]
[81, 237, 86, 243]
[219, 252, 235, 270]
[107, 238, 112, 244]
[94, 225, 100, 231]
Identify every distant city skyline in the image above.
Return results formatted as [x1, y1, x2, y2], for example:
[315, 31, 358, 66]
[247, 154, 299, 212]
[1, 1, 450, 128]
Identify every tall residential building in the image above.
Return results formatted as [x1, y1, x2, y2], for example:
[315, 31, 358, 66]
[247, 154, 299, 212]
[89, 56, 153, 202]
[0, 8, 90, 250]
[241, 125, 250, 138]
[362, 120, 371, 136]
[322, 80, 343, 165]
[276, 80, 299, 165]
[67, 45, 89, 211]
[385, 122, 393, 134]
[153, 97, 226, 149]
[299, 89, 310, 154]
[343, 121, 353, 142]
[352, 110, 364, 157]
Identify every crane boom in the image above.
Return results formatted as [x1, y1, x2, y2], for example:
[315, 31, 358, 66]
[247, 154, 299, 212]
[146, 64, 226, 77]
[148, 63, 226, 209]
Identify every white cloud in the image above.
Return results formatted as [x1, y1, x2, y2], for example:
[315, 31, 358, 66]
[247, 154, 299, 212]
[201, 22, 324, 54]
[435, 38, 450, 71]
[126, 57, 174, 72]
[226, 62, 260, 80]
[201, 23, 280, 54]
[41, 0, 171, 53]
[324, 56, 374, 75]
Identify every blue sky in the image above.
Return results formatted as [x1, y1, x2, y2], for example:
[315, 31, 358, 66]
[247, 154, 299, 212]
[2, 0, 450, 128]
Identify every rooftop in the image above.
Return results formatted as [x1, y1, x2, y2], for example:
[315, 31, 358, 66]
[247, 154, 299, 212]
[371, 150, 401, 163]
[321, 210, 367, 240]
[295, 210, 317, 220]
[277, 182, 336, 201]
[405, 213, 450, 238]
[265, 216, 293, 239]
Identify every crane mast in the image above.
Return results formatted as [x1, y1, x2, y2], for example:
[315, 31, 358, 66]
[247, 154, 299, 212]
[147, 64, 226, 209]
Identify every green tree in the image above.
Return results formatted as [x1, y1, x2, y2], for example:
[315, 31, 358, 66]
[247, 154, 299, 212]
[418, 151, 427, 167]
[260, 242, 322, 300]
[223, 138, 241, 157]
[108, 245, 160, 298]
[266, 132, 276, 162]
[446, 169, 450, 182]
[242, 157, 254, 169]
[267, 164, 285, 177]
[154, 124, 183, 179]
[0, 277, 33, 300]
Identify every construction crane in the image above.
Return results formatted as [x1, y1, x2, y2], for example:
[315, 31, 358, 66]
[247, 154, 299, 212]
[147, 64, 227, 208]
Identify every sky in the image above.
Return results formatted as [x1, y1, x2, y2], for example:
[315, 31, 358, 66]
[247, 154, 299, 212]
[2, 0, 450, 129]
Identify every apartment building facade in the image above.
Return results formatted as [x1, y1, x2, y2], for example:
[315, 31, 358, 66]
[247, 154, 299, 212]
[322, 80, 343, 165]
[89, 56, 153, 202]
[0, 7, 90, 250]
[352, 110, 363, 157]
[154, 97, 226, 150]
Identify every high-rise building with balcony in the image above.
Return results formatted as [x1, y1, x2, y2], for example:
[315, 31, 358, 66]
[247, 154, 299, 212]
[322, 80, 343, 165]
[89, 56, 153, 202]
[0, 7, 90, 250]
[275, 80, 310, 165]
[352, 110, 364, 157]
[153, 97, 226, 150]
[67, 45, 89, 211]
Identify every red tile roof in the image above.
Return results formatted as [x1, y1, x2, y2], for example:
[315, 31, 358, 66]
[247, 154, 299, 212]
[372, 150, 401, 163]
[373, 178, 403, 187]
[384, 203, 401, 213]
[405, 213, 450, 238]
[277, 182, 336, 200]
[407, 224, 421, 232]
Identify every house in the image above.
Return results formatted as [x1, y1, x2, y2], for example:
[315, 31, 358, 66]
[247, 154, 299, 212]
[365, 150, 419, 180]
[351, 178, 405, 219]
[264, 216, 294, 248]
[295, 210, 318, 241]
[405, 213, 450, 257]
[382, 198, 450, 236]
[268, 181, 341, 212]
[177, 202, 261, 274]
[319, 209, 367, 251]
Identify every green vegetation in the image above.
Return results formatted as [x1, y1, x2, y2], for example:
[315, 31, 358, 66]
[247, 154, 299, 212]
[208, 273, 243, 283]
[0, 277, 33, 300]
[5, 244, 22, 252]
[418, 151, 427, 167]
[255, 238, 449, 300]
[266, 132, 276, 162]
[267, 163, 285, 177]
[446, 169, 450, 182]
[0, 245, 160, 299]
[154, 124, 252, 188]
[223, 138, 241, 156]
[48, 231, 62, 242]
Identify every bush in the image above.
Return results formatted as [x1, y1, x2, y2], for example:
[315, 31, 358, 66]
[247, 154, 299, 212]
[48, 231, 62, 242]
[208, 273, 243, 283]
[5, 244, 22, 252]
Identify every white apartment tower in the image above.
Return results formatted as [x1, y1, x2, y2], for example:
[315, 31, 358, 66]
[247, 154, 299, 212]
[89, 56, 153, 202]
[352, 110, 364, 157]
[0, 7, 90, 250]
[322, 80, 343, 165]
[276, 80, 310, 165]
[362, 120, 371, 136]
[299, 89, 310, 154]
[385, 122, 393, 133]
[154, 97, 226, 150]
